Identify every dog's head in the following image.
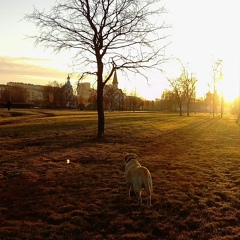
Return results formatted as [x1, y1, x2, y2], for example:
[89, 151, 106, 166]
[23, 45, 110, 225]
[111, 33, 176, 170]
[125, 153, 138, 164]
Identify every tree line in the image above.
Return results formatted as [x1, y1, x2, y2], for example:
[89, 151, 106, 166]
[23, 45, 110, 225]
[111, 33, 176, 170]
[0, 81, 150, 111]
[21, 0, 240, 137]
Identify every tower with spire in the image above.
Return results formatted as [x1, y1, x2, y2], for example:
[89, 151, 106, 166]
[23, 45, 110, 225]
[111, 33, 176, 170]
[62, 74, 74, 107]
[66, 74, 71, 87]
[112, 70, 118, 90]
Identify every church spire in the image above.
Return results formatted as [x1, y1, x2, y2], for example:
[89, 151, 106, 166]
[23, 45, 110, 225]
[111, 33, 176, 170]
[112, 70, 118, 89]
[66, 74, 71, 87]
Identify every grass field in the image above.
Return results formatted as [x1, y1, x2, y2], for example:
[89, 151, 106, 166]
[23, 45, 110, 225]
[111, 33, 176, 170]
[0, 109, 240, 240]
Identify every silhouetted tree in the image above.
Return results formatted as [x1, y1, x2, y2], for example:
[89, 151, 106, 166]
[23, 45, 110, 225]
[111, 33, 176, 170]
[88, 90, 97, 110]
[168, 77, 186, 116]
[77, 95, 85, 109]
[26, 0, 168, 138]
[181, 70, 197, 116]
[43, 81, 63, 108]
[4, 86, 28, 104]
[212, 59, 223, 117]
[104, 84, 115, 110]
[168, 63, 197, 116]
[161, 89, 176, 111]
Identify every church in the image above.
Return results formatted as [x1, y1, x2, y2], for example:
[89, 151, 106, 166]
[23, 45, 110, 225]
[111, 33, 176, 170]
[104, 70, 124, 111]
[77, 70, 124, 110]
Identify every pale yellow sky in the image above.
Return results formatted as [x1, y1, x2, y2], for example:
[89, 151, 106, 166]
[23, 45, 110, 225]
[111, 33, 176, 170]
[161, 0, 240, 102]
[0, 0, 239, 102]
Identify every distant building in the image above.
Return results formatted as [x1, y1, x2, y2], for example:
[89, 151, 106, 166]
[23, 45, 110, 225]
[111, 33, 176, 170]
[77, 82, 92, 100]
[7, 82, 44, 104]
[106, 70, 125, 110]
[62, 75, 76, 107]
[76, 82, 94, 108]
[76, 70, 125, 110]
[0, 75, 77, 108]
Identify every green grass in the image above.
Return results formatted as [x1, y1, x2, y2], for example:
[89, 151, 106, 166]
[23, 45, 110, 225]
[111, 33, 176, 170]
[0, 109, 240, 239]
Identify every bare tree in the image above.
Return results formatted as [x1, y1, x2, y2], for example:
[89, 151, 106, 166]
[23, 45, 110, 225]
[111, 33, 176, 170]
[6, 86, 28, 104]
[43, 81, 63, 108]
[104, 84, 116, 110]
[181, 70, 197, 116]
[161, 89, 176, 111]
[168, 61, 197, 116]
[168, 77, 185, 116]
[212, 59, 223, 117]
[26, 0, 168, 138]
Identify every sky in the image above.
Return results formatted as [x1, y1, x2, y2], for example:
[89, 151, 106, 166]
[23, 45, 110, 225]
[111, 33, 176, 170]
[0, 0, 239, 102]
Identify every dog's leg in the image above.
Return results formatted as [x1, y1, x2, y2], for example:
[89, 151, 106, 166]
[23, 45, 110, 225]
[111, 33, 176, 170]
[147, 196, 151, 208]
[127, 183, 131, 197]
[145, 176, 152, 207]
[135, 191, 142, 205]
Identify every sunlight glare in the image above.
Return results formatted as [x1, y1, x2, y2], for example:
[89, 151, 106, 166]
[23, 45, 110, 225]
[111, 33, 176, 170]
[219, 79, 240, 103]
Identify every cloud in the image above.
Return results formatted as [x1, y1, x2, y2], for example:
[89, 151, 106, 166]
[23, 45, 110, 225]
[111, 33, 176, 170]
[0, 55, 67, 85]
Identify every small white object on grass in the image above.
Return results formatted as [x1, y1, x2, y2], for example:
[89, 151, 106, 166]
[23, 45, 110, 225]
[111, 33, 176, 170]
[67, 159, 70, 164]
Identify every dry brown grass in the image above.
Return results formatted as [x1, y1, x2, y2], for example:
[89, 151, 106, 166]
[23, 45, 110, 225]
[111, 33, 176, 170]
[0, 109, 240, 239]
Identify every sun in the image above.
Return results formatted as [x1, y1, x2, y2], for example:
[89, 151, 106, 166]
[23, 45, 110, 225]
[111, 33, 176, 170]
[218, 78, 240, 103]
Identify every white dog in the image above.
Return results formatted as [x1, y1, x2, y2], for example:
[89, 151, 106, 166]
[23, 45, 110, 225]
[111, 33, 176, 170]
[124, 153, 153, 207]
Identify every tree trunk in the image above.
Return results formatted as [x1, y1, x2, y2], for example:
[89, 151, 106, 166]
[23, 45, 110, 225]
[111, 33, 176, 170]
[221, 96, 224, 118]
[187, 101, 190, 116]
[236, 113, 240, 125]
[213, 88, 215, 117]
[179, 104, 182, 116]
[97, 79, 105, 138]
